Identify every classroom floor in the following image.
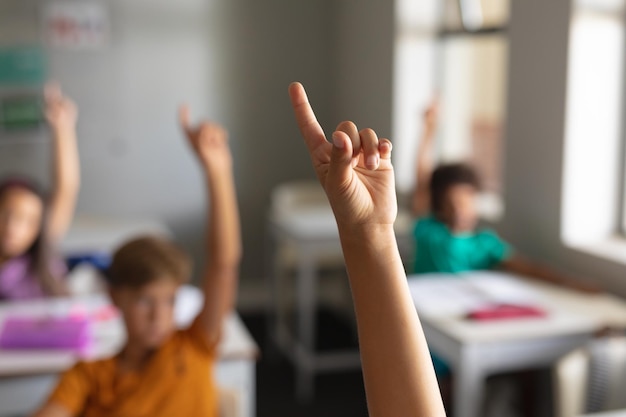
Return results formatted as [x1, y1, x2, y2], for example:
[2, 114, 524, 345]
[240, 310, 369, 417]
[240, 309, 553, 417]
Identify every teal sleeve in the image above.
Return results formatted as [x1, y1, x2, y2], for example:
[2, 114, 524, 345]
[486, 231, 513, 265]
[413, 217, 458, 273]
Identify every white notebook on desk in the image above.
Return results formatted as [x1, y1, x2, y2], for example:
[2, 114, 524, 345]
[407, 271, 544, 317]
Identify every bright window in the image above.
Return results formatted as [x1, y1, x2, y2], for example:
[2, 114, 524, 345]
[562, 0, 625, 246]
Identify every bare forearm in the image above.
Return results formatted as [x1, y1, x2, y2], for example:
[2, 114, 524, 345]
[338, 225, 445, 417]
[205, 168, 242, 269]
[502, 256, 597, 292]
[201, 167, 242, 321]
[416, 130, 435, 180]
[413, 131, 435, 216]
[503, 256, 563, 284]
[49, 128, 80, 241]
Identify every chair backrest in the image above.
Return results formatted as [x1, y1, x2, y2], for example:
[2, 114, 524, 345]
[270, 180, 329, 219]
[554, 336, 626, 417]
[586, 336, 626, 412]
[554, 348, 589, 417]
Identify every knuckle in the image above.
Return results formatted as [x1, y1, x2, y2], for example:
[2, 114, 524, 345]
[361, 128, 376, 137]
[336, 120, 357, 132]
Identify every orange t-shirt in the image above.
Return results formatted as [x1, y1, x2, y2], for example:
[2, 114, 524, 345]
[45, 318, 218, 417]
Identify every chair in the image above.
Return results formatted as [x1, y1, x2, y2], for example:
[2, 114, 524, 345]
[268, 179, 415, 273]
[266, 179, 351, 329]
[554, 336, 626, 417]
[268, 180, 344, 269]
[266, 180, 416, 399]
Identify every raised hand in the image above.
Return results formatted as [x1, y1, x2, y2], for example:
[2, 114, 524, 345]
[179, 105, 232, 174]
[288, 82, 397, 229]
[422, 97, 439, 138]
[289, 82, 445, 417]
[44, 83, 78, 134]
[44, 83, 80, 244]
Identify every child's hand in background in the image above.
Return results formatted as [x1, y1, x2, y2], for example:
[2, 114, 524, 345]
[44, 83, 78, 135]
[421, 97, 439, 140]
[179, 105, 232, 174]
[288, 82, 396, 230]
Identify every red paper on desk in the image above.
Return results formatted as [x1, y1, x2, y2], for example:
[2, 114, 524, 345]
[467, 304, 547, 321]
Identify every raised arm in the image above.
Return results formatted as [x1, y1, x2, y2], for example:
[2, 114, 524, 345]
[179, 106, 242, 346]
[44, 83, 80, 243]
[412, 99, 439, 217]
[289, 83, 445, 417]
[502, 255, 600, 293]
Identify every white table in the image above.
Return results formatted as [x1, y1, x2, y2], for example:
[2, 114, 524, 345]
[580, 412, 626, 417]
[60, 214, 172, 295]
[409, 272, 626, 417]
[267, 205, 414, 400]
[61, 214, 171, 255]
[0, 286, 259, 417]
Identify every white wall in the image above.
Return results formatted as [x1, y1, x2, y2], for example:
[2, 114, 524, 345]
[0, 0, 333, 283]
[209, 0, 333, 280]
[330, 0, 395, 138]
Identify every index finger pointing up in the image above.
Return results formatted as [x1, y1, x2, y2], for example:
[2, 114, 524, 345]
[288, 82, 328, 154]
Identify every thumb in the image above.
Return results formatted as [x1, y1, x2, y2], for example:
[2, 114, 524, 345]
[327, 131, 355, 185]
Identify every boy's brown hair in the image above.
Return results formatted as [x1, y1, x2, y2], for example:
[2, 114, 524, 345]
[430, 163, 481, 216]
[107, 236, 191, 288]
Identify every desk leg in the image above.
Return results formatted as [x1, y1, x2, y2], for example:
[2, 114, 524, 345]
[296, 248, 316, 401]
[454, 345, 485, 417]
[266, 228, 281, 356]
[0, 374, 58, 416]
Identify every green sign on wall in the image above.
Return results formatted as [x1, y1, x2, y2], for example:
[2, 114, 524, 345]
[0, 47, 46, 86]
[1, 96, 43, 130]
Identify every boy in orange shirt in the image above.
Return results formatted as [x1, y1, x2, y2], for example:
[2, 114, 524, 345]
[32, 107, 241, 417]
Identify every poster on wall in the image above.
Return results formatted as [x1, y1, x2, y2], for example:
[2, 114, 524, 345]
[0, 96, 43, 131]
[0, 47, 46, 86]
[0, 47, 46, 134]
[42, 1, 110, 49]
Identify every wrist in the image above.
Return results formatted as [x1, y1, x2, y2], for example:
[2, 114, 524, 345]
[204, 166, 235, 186]
[337, 224, 403, 286]
[51, 126, 76, 139]
[337, 223, 396, 249]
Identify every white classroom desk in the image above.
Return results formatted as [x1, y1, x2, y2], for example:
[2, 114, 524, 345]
[61, 214, 171, 255]
[0, 286, 259, 417]
[409, 272, 626, 417]
[580, 412, 626, 417]
[267, 205, 414, 400]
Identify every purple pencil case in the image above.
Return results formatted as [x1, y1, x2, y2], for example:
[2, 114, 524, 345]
[0, 316, 92, 352]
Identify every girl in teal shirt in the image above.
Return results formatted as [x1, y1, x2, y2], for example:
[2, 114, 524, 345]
[412, 100, 596, 288]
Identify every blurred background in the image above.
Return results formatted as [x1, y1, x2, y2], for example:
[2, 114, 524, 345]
[2, 0, 626, 416]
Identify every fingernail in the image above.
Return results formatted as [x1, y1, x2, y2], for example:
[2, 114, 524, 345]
[367, 155, 378, 168]
[332, 132, 345, 149]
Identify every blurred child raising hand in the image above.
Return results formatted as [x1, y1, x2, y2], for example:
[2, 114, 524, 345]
[0, 84, 80, 299]
[33, 108, 241, 417]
